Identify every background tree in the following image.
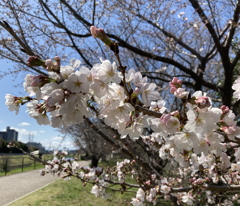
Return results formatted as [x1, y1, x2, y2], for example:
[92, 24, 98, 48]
[64, 118, 166, 177]
[0, 139, 9, 153]
[0, 139, 29, 153]
[64, 119, 114, 167]
[0, 0, 239, 175]
[0, 0, 239, 111]
[1, 1, 240, 196]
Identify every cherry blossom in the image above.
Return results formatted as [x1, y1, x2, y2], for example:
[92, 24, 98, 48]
[141, 83, 161, 106]
[63, 73, 89, 93]
[5, 94, 21, 114]
[5, 28, 240, 205]
[97, 60, 122, 84]
[232, 77, 240, 100]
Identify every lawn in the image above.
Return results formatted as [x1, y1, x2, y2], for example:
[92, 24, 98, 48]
[8, 159, 171, 206]
[0, 154, 53, 176]
[8, 176, 135, 206]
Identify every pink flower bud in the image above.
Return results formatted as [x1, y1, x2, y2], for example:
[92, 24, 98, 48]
[169, 77, 183, 94]
[172, 77, 182, 84]
[160, 114, 171, 125]
[27, 56, 45, 67]
[170, 87, 176, 94]
[52, 63, 60, 72]
[54, 56, 61, 61]
[221, 105, 230, 114]
[45, 59, 54, 67]
[45, 59, 60, 72]
[170, 110, 180, 117]
[174, 88, 189, 98]
[90, 26, 112, 47]
[90, 26, 105, 38]
[145, 180, 151, 185]
[133, 87, 141, 95]
[31, 75, 48, 87]
[195, 96, 211, 109]
[222, 126, 239, 135]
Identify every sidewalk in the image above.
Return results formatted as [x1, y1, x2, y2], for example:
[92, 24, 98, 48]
[0, 160, 90, 206]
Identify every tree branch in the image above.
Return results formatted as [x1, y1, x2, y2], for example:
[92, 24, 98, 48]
[39, 0, 90, 38]
[135, 13, 203, 61]
[171, 184, 240, 193]
[2, 42, 47, 76]
[107, 34, 197, 77]
[0, 21, 35, 56]
[188, 0, 223, 56]
[92, 0, 96, 26]
[225, 0, 240, 51]
[60, 0, 92, 28]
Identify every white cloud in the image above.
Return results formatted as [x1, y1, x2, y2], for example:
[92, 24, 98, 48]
[61, 141, 77, 150]
[39, 130, 45, 133]
[10, 127, 38, 142]
[0, 125, 76, 150]
[18, 122, 30, 126]
[1, 127, 6, 131]
[39, 137, 77, 151]
[53, 136, 64, 140]
[41, 140, 62, 150]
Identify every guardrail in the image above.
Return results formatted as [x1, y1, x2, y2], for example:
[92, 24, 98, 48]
[0, 155, 52, 175]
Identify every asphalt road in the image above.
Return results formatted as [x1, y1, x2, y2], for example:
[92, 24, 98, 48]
[0, 160, 90, 206]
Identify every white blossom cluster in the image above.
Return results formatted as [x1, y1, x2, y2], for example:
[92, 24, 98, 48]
[42, 155, 136, 199]
[5, 57, 240, 205]
[6, 58, 161, 135]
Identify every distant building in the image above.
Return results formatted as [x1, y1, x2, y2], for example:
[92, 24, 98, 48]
[0, 126, 18, 142]
[26, 142, 45, 152]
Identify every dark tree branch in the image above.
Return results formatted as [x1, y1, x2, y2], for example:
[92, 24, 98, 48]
[135, 13, 204, 61]
[232, 51, 240, 70]
[60, 0, 92, 28]
[39, 0, 90, 38]
[144, 74, 195, 89]
[0, 21, 35, 56]
[171, 184, 240, 193]
[107, 34, 197, 77]
[205, 23, 231, 61]
[188, 0, 222, 54]
[39, 0, 221, 94]
[188, 0, 233, 72]
[92, 0, 96, 26]
[2, 42, 47, 76]
[225, 0, 240, 51]
[206, 0, 220, 36]
[84, 118, 135, 160]
[8, 1, 29, 47]
[67, 32, 93, 67]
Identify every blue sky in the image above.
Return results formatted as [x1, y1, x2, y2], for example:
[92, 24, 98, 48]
[0, 61, 77, 151]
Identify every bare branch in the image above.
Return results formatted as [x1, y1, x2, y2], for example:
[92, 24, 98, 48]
[188, 0, 222, 55]
[225, 0, 240, 50]
[0, 21, 35, 56]
[135, 13, 204, 61]
[171, 184, 240, 193]
[92, 0, 96, 26]
[60, 0, 92, 28]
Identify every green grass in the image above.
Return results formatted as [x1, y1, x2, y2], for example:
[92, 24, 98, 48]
[8, 177, 134, 206]
[0, 154, 53, 176]
[8, 176, 171, 206]
[7, 159, 172, 206]
[0, 163, 44, 176]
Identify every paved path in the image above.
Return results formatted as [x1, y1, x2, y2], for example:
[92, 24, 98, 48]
[0, 160, 90, 206]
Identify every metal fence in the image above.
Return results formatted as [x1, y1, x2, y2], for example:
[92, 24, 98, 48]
[0, 155, 51, 175]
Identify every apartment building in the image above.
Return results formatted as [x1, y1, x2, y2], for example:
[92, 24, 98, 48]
[0, 126, 18, 142]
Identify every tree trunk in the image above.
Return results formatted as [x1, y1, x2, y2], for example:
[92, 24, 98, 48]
[91, 155, 99, 168]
